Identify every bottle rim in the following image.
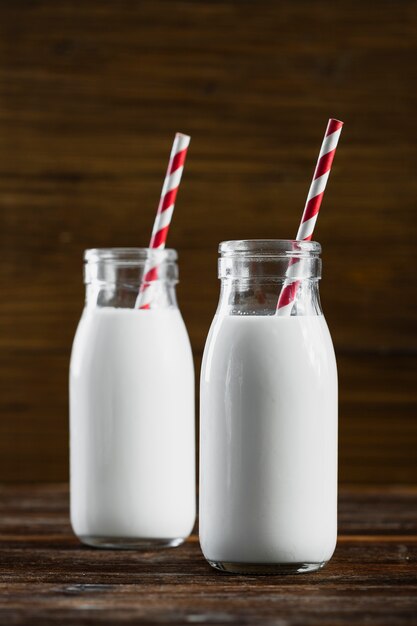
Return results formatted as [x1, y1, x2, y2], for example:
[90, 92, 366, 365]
[219, 239, 321, 257]
[84, 248, 178, 265]
[218, 240, 322, 281]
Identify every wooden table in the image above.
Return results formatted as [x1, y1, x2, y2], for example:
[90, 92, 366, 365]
[0, 485, 416, 625]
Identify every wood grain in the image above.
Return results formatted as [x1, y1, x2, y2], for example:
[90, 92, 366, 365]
[0, 1, 416, 482]
[0, 484, 416, 625]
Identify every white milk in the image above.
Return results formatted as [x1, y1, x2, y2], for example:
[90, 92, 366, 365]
[70, 307, 195, 544]
[200, 314, 337, 566]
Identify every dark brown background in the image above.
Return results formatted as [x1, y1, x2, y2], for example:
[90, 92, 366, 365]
[0, 1, 416, 484]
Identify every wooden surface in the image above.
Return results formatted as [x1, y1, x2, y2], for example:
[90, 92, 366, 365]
[0, 484, 416, 625]
[0, 1, 417, 482]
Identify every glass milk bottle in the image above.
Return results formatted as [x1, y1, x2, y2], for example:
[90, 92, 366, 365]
[200, 240, 338, 574]
[70, 248, 195, 548]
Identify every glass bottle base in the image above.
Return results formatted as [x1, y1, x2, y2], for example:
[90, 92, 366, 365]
[79, 535, 185, 550]
[207, 560, 327, 575]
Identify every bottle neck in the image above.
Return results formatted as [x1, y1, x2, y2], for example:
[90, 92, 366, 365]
[217, 239, 323, 317]
[83, 248, 179, 310]
[217, 278, 322, 316]
[85, 282, 178, 310]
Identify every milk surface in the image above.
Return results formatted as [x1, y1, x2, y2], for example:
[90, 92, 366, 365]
[200, 314, 337, 564]
[70, 307, 195, 540]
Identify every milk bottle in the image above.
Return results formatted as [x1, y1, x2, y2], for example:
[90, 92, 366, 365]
[200, 240, 338, 573]
[70, 248, 195, 548]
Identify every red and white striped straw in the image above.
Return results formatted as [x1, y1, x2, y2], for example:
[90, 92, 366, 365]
[276, 118, 344, 315]
[136, 133, 191, 309]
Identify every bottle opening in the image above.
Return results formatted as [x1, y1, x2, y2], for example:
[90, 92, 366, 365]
[219, 239, 321, 257]
[84, 248, 177, 266]
[83, 247, 179, 285]
[218, 239, 322, 281]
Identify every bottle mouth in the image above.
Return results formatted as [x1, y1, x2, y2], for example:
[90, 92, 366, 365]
[84, 248, 178, 265]
[83, 248, 179, 285]
[219, 239, 321, 258]
[218, 240, 322, 280]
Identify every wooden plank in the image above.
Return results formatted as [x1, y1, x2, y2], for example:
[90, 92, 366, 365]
[0, 485, 416, 625]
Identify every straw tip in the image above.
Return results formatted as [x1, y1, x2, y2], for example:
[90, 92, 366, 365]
[175, 132, 191, 143]
[328, 118, 344, 129]
[326, 118, 344, 136]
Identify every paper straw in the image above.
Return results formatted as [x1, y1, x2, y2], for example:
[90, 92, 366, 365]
[276, 118, 344, 315]
[136, 133, 191, 309]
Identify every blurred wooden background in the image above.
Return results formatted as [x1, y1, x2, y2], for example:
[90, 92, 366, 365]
[0, 1, 416, 483]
